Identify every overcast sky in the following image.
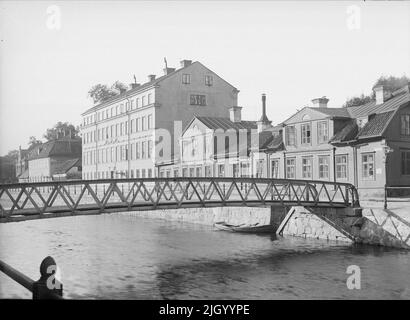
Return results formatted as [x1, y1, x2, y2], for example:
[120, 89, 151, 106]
[0, 1, 409, 155]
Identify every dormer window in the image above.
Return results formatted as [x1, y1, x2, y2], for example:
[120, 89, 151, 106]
[401, 114, 410, 135]
[182, 74, 191, 84]
[285, 126, 296, 146]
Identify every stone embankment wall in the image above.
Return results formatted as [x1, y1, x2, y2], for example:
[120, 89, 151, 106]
[127, 205, 410, 249]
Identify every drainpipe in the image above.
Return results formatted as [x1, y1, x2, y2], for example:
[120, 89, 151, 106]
[353, 145, 358, 187]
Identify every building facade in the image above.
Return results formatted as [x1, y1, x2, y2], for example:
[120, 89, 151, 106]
[80, 60, 239, 180]
[27, 138, 82, 182]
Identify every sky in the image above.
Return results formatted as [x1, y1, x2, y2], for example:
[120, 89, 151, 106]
[0, 0, 409, 155]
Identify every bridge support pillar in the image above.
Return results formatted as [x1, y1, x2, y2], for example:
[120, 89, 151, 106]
[269, 206, 290, 232]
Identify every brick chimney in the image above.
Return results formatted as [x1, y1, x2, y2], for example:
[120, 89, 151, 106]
[180, 60, 192, 68]
[130, 83, 140, 89]
[257, 93, 272, 132]
[163, 67, 176, 75]
[311, 96, 329, 108]
[229, 106, 242, 123]
[374, 85, 388, 105]
[148, 74, 156, 82]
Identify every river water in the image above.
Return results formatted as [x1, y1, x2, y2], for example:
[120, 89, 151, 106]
[1, 213, 410, 299]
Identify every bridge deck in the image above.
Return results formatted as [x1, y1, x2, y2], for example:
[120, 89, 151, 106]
[0, 178, 360, 223]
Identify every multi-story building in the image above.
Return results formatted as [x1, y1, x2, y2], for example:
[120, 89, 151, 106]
[80, 60, 239, 180]
[170, 94, 282, 178]
[260, 83, 410, 197]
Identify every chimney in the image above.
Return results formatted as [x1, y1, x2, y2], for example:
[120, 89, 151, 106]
[148, 74, 156, 82]
[257, 93, 272, 132]
[163, 67, 176, 75]
[311, 96, 329, 108]
[229, 106, 242, 123]
[374, 85, 386, 105]
[130, 83, 140, 89]
[180, 60, 192, 68]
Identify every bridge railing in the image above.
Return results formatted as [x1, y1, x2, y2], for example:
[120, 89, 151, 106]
[0, 178, 359, 220]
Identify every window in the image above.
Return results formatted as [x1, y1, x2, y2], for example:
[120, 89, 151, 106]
[362, 153, 375, 179]
[148, 140, 153, 159]
[286, 158, 296, 179]
[401, 150, 410, 175]
[191, 137, 197, 156]
[232, 164, 239, 177]
[318, 156, 329, 179]
[301, 123, 311, 145]
[173, 169, 179, 177]
[271, 159, 279, 178]
[218, 164, 225, 177]
[142, 116, 146, 131]
[336, 155, 348, 179]
[317, 121, 329, 144]
[136, 118, 140, 132]
[241, 162, 250, 177]
[148, 169, 152, 178]
[203, 166, 211, 177]
[141, 169, 146, 178]
[285, 126, 296, 146]
[141, 141, 146, 159]
[136, 169, 140, 178]
[136, 98, 140, 108]
[302, 157, 312, 179]
[142, 96, 146, 106]
[131, 119, 135, 133]
[148, 114, 153, 130]
[136, 142, 140, 159]
[182, 74, 191, 84]
[148, 93, 152, 105]
[205, 75, 213, 86]
[190, 94, 206, 106]
[401, 115, 410, 135]
[256, 160, 265, 178]
[182, 167, 188, 177]
[196, 167, 202, 177]
[189, 168, 195, 177]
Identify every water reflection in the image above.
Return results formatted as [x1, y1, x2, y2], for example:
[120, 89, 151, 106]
[0, 212, 410, 299]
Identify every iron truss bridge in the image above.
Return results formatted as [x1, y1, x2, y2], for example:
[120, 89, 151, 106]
[0, 178, 360, 223]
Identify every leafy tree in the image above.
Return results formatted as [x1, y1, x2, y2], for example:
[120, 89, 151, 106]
[88, 81, 128, 104]
[343, 75, 409, 108]
[111, 81, 128, 94]
[342, 94, 372, 108]
[6, 149, 19, 161]
[28, 136, 42, 148]
[88, 84, 118, 104]
[43, 122, 79, 141]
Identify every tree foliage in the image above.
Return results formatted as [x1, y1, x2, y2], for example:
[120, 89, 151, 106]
[343, 75, 409, 108]
[28, 136, 42, 148]
[43, 122, 79, 141]
[88, 81, 128, 104]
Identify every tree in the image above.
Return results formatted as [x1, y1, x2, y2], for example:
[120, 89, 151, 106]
[342, 94, 372, 108]
[43, 122, 79, 141]
[343, 75, 409, 108]
[28, 136, 42, 148]
[111, 81, 128, 94]
[88, 84, 118, 104]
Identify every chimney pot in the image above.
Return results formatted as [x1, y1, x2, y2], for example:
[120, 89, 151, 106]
[148, 74, 156, 82]
[130, 83, 140, 89]
[311, 96, 329, 108]
[180, 60, 192, 68]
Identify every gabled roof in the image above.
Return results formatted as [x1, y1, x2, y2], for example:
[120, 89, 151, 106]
[82, 61, 238, 116]
[330, 120, 358, 143]
[357, 110, 395, 139]
[29, 139, 82, 160]
[311, 107, 351, 118]
[196, 116, 257, 131]
[52, 158, 81, 175]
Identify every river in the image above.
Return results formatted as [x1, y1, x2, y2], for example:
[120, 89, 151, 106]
[1, 213, 410, 299]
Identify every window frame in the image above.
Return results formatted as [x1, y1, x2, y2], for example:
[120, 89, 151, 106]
[302, 156, 313, 179]
[318, 155, 330, 180]
[317, 120, 329, 144]
[362, 152, 375, 180]
[301, 122, 312, 145]
[400, 114, 410, 136]
[335, 154, 348, 180]
[286, 158, 296, 179]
